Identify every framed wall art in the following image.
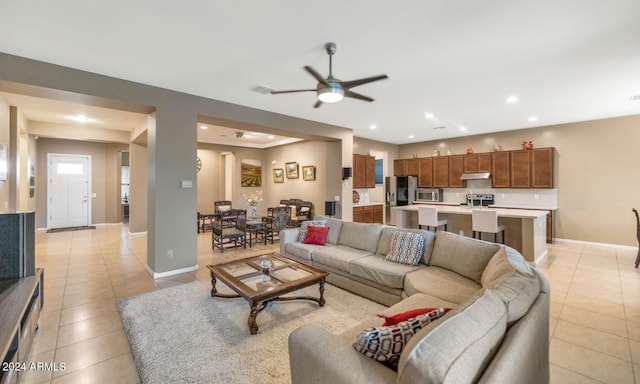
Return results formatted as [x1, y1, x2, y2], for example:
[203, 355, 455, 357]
[285, 162, 299, 179]
[241, 159, 262, 187]
[302, 165, 316, 181]
[273, 168, 284, 183]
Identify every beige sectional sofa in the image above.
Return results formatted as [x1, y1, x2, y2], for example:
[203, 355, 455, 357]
[280, 218, 550, 384]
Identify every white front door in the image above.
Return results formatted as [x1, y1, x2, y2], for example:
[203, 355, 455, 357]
[48, 154, 91, 229]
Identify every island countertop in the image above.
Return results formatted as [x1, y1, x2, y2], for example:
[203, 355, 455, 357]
[391, 204, 549, 264]
[392, 204, 549, 218]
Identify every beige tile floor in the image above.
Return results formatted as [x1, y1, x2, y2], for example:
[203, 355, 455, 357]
[20, 224, 640, 383]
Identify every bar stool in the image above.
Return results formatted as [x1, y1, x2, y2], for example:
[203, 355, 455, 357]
[418, 206, 448, 232]
[472, 209, 505, 243]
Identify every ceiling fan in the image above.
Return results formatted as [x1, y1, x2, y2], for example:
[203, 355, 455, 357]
[271, 42, 388, 108]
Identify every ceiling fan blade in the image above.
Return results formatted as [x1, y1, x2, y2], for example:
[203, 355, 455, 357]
[270, 89, 316, 94]
[344, 89, 374, 102]
[341, 74, 388, 89]
[313, 100, 323, 108]
[304, 66, 330, 87]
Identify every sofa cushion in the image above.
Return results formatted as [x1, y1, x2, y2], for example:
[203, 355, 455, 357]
[349, 255, 423, 289]
[353, 308, 448, 369]
[481, 246, 541, 327]
[337, 222, 382, 253]
[385, 232, 425, 266]
[404, 266, 481, 304]
[396, 289, 508, 384]
[284, 242, 335, 262]
[324, 218, 343, 244]
[304, 225, 330, 245]
[298, 220, 326, 242]
[429, 231, 501, 283]
[377, 228, 435, 265]
[312, 245, 373, 272]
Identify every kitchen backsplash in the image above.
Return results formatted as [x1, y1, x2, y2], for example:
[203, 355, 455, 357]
[442, 188, 558, 209]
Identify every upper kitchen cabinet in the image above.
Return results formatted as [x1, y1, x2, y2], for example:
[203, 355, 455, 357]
[531, 148, 554, 188]
[477, 153, 492, 172]
[433, 157, 449, 187]
[492, 151, 510, 188]
[394, 158, 419, 176]
[510, 150, 531, 188]
[463, 153, 492, 173]
[418, 157, 433, 187]
[509, 148, 555, 188]
[353, 154, 376, 188]
[448, 155, 464, 188]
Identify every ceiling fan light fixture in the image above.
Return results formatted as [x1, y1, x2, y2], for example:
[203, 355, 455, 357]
[317, 87, 344, 103]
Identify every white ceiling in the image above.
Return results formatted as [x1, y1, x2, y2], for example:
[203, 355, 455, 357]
[0, 1, 639, 145]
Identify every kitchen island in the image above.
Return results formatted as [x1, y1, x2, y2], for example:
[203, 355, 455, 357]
[391, 204, 549, 265]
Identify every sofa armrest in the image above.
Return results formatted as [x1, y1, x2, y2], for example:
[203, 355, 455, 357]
[279, 227, 301, 255]
[289, 323, 396, 384]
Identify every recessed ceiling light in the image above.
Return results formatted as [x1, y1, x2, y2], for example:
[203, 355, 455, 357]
[369, 125, 377, 130]
[268, 135, 275, 139]
[506, 96, 518, 103]
[199, 125, 208, 130]
[424, 113, 435, 120]
[528, 116, 538, 122]
[459, 126, 468, 131]
[408, 135, 415, 139]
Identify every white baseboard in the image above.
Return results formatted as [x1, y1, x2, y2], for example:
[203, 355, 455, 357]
[554, 238, 637, 251]
[145, 264, 199, 279]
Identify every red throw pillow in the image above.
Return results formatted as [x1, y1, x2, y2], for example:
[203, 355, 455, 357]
[378, 307, 452, 326]
[303, 225, 330, 245]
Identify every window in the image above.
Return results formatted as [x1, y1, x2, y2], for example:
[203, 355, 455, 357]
[375, 159, 383, 185]
[56, 163, 83, 175]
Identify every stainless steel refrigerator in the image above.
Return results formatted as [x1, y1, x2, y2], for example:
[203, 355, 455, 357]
[384, 176, 396, 225]
[396, 176, 417, 206]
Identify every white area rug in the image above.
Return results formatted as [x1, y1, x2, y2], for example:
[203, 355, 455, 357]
[118, 280, 386, 384]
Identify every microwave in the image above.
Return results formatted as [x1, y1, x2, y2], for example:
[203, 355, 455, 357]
[416, 188, 443, 202]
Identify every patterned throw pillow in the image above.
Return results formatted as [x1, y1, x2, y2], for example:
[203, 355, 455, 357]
[385, 231, 425, 266]
[298, 220, 326, 242]
[353, 308, 447, 369]
[303, 226, 330, 245]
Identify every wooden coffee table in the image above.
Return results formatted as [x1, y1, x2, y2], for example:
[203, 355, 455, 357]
[206, 253, 328, 335]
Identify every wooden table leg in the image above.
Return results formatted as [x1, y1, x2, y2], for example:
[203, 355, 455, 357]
[210, 271, 218, 297]
[248, 305, 259, 335]
[318, 278, 326, 307]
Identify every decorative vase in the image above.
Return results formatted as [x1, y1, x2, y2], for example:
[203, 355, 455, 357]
[522, 141, 533, 150]
[251, 205, 257, 219]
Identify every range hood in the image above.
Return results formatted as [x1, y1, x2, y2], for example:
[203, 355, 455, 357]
[460, 172, 492, 180]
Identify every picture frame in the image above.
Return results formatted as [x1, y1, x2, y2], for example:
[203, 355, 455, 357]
[273, 168, 284, 183]
[241, 159, 262, 187]
[285, 162, 299, 179]
[302, 165, 316, 181]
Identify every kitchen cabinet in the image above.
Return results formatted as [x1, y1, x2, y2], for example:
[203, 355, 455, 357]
[463, 153, 491, 173]
[418, 157, 433, 187]
[492, 152, 510, 188]
[510, 150, 531, 188]
[531, 148, 554, 188]
[353, 206, 364, 222]
[509, 147, 554, 189]
[394, 158, 418, 176]
[433, 157, 449, 187]
[448, 155, 464, 188]
[477, 153, 492, 172]
[353, 154, 376, 188]
[353, 204, 383, 224]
